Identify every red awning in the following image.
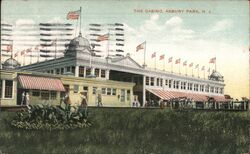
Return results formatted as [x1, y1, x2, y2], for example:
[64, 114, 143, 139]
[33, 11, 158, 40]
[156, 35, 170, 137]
[146, 89, 208, 102]
[18, 75, 65, 91]
[213, 96, 227, 102]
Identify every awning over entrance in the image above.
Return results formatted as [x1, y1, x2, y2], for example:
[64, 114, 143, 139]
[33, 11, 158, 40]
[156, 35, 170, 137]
[146, 89, 226, 102]
[18, 75, 65, 91]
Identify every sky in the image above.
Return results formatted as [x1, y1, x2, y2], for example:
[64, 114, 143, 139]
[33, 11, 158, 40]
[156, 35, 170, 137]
[1, 0, 249, 99]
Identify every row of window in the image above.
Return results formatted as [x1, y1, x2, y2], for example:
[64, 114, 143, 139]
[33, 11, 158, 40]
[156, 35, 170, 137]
[32, 90, 57, 100]
[79, 66, 106, 78]
[0, 80, 13, 99]
[145, 77, 224, 94]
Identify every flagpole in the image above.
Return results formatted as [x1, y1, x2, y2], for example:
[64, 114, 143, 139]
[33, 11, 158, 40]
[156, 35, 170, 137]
[163, 58, 165, 71]
[198, 67, 200, 78]
[54, 39, 57, 59]
[192, 66, 193, 77]
[179, 63, 180, 74]
[79, 7, 82, 35]
[30, 49, 32, 64]
[144, 41, 146, 67]
[185, 65, 187, 76]
[171, 61, 173, 73]
[154, 56, 156, 70]
[203, 69, 205, 79]
[215, 57, 217, 71]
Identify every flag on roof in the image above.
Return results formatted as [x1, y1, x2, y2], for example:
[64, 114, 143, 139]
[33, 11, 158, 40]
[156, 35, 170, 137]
[6, 45, 12, 52]
[14, 52, 18, 57]
[67, 10, 80, 20]
[97, 33, 109, 42]
[175, 58, 181, 64]
[183, 61, 187, 66]
[151, 52, 156, 58]
[209, 57, 216, 63]
[136, 41, 146, 52]
[189, 63, 193, 67]
[159, 54, 165, 60]
[168, 57, 173, 63]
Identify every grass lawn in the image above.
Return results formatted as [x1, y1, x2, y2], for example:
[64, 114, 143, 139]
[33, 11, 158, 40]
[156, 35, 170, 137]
[0, 108, 249, 154]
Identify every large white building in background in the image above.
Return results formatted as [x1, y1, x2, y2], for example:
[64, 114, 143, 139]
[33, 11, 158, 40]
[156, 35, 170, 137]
[13, 33, 226, 106]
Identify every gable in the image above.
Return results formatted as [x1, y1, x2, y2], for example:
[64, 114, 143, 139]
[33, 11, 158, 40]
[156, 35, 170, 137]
[111, 57, 142, 69]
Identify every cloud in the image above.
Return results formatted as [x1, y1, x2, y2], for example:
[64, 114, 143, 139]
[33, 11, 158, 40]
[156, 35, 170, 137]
[165, 16, 183, 27]
[210, 19, 233, 32]
[140, 14, 162, 33]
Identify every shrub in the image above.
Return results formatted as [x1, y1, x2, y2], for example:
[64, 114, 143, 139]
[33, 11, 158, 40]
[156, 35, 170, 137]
[11, 104, 91, 130]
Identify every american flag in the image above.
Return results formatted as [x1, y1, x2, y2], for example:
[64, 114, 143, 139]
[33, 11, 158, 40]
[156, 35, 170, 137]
[21, 50, 25, 56]
[14, 52, 18, 57]
[183, 61, 187, 66]
[97, 33, 109, 42]
[136, 41, 145, 52]
[26, 48, 32, 53]
[67, 10, 80, 20]
[6, 45, 13, 52]
[189, 63, 193, 67]
[168, 57, 173, 63]
[175, 58, 181, 64]
[159, 54, 165, 60]
[209, 57, 216, 63]
[151, 52, 156, 58]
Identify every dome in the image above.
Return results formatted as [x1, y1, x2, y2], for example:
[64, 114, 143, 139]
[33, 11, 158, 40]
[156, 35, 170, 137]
[65, 33, 91, 55]
[2, 58, 21, 69]
[208, 70, 224, 82]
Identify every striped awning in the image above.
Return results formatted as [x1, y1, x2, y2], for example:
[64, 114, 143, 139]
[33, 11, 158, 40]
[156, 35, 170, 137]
[146, 89, 219, 102]
[18, 75, 65, 91]
[213, 96, 227, 102]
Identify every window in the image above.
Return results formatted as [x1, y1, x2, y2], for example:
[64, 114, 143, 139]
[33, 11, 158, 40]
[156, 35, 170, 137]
[101, 70, 106, 78]
[66, 66, 71, 72]
[127, 90, 130, 101]
[102, 88, 106, 95]
[61, 68, 64, 74]
[71, 66, 75, 74]
[83, 86, 88, 91]
[32, 90, 40, 97]
[169, 80, 172, 88]
[47, 70, 50, 74]
[181, 82, 186, 90]
[160, 78, 163, 87]
[205, 85, 209, 92]
[86, 68, 91, 76]
[107, 88, 111, 95]
[74, 85, 79, 93]
[56, 68, 60, 74]
[150, 77, 154, 86]
[79, 66, 85, 77]
[194, 84, 199, 91]
[211, 87, 214, 93]
[146, 77, 150, 85]
[215, 87, 219, 93]
[95, 68, 100, 77]
[4, 80, 13, 98]
[220, 88, 224, 94]
[93, 87, 97, 94]
[51, 70, 54, 74]
[165, 79, 168, 86]
[156, 78, 159, 86]
[188, 83, 193, 90]
[51, 91, 57, 100]
[0, 80, 2, 98]
[200, 85, 204, 92]
[41, 91, 49, 100]
[120, 89, 125, 102]
[174, 81, 179, 89]
[112, 88, 116, 95]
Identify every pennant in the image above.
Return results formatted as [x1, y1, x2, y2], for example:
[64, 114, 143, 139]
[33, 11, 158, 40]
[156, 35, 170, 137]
[151, 52, 156, 58]
[26, 48, 32, 53]
[21, 50, 25, 56]
[183, 61, 187, 66]
[209, 57, 216, 63]
[195, 64, 199, 69]
[136, 41, 146, 52]
[175, 58, 181, 64]
[97, 33, 109, 42]
[159, 54, 165, 60]
[6, 45, 13, 52]
[14, 52, 18, 57]
[168, 57, 173, 63]
[189, 63, 193, 67]
[67, 10, 80, 20]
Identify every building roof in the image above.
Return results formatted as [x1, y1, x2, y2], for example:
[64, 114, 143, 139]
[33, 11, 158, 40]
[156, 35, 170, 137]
[2, 58, 21, 69]
[65, 33, 91, 55]
[209, 70, 224, 82]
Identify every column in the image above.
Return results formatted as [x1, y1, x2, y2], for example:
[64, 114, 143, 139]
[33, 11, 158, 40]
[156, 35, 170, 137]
[84, 67, 86, 77]
[105, 69, 110, 80]
[2, 80, 5, 99]
[91, 67, 95, 76]
[75, 65, 79, 77]
[143, 75, 146, 107]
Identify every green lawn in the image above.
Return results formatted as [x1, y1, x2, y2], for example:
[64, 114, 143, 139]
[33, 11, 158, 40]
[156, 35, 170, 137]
[0, 108, 249, 154]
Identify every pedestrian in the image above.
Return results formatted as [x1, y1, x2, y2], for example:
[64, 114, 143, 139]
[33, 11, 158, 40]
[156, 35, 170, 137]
[97, 93, 102, 107]
[80, 92, 88, 107]
[25, 92, 30, 106]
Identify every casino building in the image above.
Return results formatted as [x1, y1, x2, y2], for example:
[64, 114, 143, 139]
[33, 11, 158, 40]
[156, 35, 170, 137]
[0, 34, 226, 107]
